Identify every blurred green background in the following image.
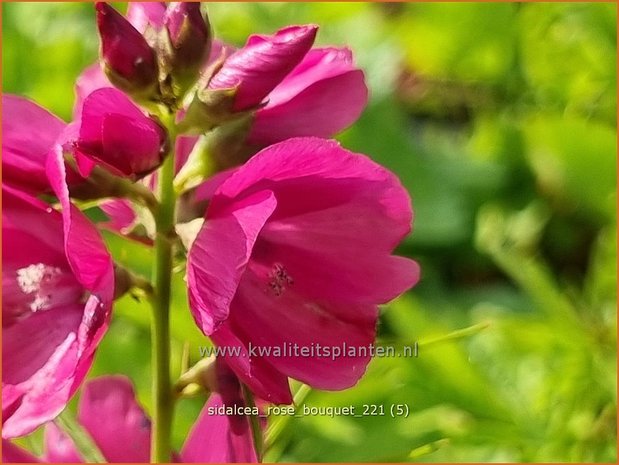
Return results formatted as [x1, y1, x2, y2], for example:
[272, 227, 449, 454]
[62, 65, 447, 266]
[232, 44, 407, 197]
[3, 2, 617, 462]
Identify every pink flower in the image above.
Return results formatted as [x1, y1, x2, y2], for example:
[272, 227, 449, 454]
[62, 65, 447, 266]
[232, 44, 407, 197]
[182, 361, 259, 463]
[43, 376, 151, 462]
[3, 374, 258, 463]
[74, 88, 167, 179]
[2, 185, 114, 438]
[186, 137, 420, 403]
[99, 199, 143, 239]
[207, 25, 318, 111]
[2, 95, 67, 193]
[248, 47, 368, 146]
[125, 2, 166, 33]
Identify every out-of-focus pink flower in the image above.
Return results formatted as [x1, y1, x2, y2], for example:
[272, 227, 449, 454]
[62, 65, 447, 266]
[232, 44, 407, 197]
[2, 185, 114, 438]
[126, 1, 166, 33]
[74, 88, 167, 179]
[74, 64, 112, 119]
[182, 361, 259, 463]
[2, 95, 66, 193]
[44, 376, 151, 462]
[186, 137, 420, 403]
[248, 47, 368, 146]
[95, 2, 158, 96]
[2, 439, 40, 462]
[3, 374, 258, 463]
[207, 25, 318, 111]
[100, 199, 139, 233]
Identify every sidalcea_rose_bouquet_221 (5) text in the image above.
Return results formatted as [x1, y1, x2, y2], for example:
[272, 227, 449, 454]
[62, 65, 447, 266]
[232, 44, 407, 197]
[2, 2, 420, 463]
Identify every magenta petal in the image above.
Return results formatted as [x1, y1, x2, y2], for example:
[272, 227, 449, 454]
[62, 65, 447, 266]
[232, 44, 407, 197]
[100, 199, 138, 233]
[126, 1, 166, 32]
[46, 143, 115, 295]
[78, 88, 165, 178]
[2, 439, 41, 463]
[2, 186, 111, 438]
[79, 88, 146, 141]
[2, 94, 66, 193]
[77, 376, 151, 463]
[187, 189, 277, 334]
[100, 113, 164, 176]
[44, 423, 82, 463]
[282, 47, 354, 83]
[249, 69, 368, 145]
[0, 135, 116, 438]
[211, 324, 293, 404]
[248, 47, 367, 145]
[73, 64, 112, 119]
[233, 288, 378, 390]
[174, 135, 199, 173]
[181, 393, 258, 463]
[258, 223, 419, 305]
[3, 304, 82, 388]
[2, 304, 86, 438]
[193, 168, 238, 203]
[228, 268, 376, 389]
[208, 25, 317, 111]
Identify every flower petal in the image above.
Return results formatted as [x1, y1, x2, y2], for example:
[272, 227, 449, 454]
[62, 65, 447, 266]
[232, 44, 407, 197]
[100, 113, 164, 177]
[44, 423, 82, 463]
[73, 64, 112, 119]
[187, 189, 277, 334]
[249, 69, 367, 145]
[181, 394, 257, 463]
[77, 376, 151, 463]
[46, 141, 115, 296]
[211, 324, 293, 404]
[1, 187, 111, 438]
[2, 94, 66, 193]
[126, 1, 166, 32]
[100, 199, 138, 234]
[208, 25, 317, 111]
[228, 267, 377, 389]
[2, 440, 41, 463]
[77, 88, 165, 178]
[2, 304, 84, 438]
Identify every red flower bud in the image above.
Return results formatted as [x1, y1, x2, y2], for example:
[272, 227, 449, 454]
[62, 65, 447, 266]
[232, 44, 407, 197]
[162, 2, 211, 90]
[95, 2, 158, 98]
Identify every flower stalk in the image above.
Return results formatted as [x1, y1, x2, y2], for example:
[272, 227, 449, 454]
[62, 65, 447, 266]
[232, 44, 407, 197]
[150, 114, 178, 463]
[242, 383, 264, 461]
[56, 410, 107, 463]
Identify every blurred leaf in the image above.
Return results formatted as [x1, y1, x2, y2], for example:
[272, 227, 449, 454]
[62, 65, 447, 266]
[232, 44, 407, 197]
[522, 114, 617, 222]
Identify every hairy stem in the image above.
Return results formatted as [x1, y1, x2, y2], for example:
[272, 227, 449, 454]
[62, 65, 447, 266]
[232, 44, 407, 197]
[150, 119, 177, 463]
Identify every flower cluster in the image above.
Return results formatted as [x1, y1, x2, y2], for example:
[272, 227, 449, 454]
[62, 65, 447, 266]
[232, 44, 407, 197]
[3, 2, 419, 462]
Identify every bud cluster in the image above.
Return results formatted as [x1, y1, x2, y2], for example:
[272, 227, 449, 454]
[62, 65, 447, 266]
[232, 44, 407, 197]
[96, 2, 210, 104]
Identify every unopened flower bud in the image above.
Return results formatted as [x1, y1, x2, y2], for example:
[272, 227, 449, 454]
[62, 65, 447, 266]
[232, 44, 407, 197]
[162, 2, 211, 91]
[76, 88, 168, 180]
[96, 2, 159, 100]
[208, 24, 317, 111]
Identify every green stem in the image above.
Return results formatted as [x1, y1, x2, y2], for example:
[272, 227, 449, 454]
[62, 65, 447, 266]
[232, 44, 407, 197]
[56, 410, 106, 463]
[150, 120, 177, 463]
[242, 384, 264, 460]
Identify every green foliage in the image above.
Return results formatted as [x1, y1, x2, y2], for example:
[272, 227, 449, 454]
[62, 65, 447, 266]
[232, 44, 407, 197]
[3, 2, 616, 462]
